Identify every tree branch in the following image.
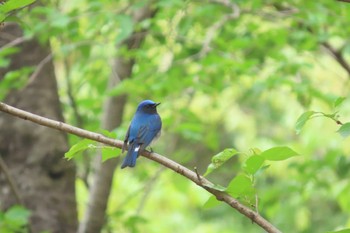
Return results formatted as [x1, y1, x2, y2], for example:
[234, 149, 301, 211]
[0, 155, 24, 205]
[0, 36, 28, 50]
[321, 42, 350, 78]
[27, 53, 53, 85]
[302, 23, 350, 79]
[0, 101, 281, 233]
[337, 0, 350, 3]
[197, 0, 240, 58]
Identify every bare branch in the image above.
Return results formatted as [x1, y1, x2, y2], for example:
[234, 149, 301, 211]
[300, 23, 350, 79]
[321, 42, 350, 78]
[0, 155, 23, 205]
[27, 53, 53, 85]
[0, 101, 281, 233]
[0, 36, 28, 50]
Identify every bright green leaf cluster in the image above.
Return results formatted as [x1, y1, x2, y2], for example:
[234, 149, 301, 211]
[0, 0, 36, 23]
[295, 97, 349, 137]
[0, 205, 30, 233]
[204, 146, 299, 208]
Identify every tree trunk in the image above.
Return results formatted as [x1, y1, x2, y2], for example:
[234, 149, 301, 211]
[0, 23, 77, 233]
[77, 5, 157, 233]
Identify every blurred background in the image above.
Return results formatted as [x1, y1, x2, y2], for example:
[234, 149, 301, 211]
[0, 0, 350, 233]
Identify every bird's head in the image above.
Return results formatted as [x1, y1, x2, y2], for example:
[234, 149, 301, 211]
[137, 100, 160, 114]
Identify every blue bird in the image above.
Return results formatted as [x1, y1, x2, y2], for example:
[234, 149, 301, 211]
[121, 100, 162, 169]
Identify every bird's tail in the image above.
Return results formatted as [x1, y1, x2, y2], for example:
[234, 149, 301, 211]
[121, 143, 140, 169]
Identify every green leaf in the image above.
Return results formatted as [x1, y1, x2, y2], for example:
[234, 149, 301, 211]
[51, 13, 70, 29]
[115, 15, 134, 44]
[65, 139, 94, 159]
[0, 0, 36, 14]
[125, 215, 147, 230]
[243, 155, 265, 175]
[102, 147, 121, 162]
[203, 196, 221, 209]
[226, 174, 253, 198]
[337, 123, 350, 138]
[295, 111, 316, 134]
[334, 97, 346, 108]
[4, 205, 30, 227]
[100, 129, 117, 138]
[325, 229, 350, 233]
[0, 66, 33, 100]
[204, 148, 238, 176]
[261, 146, 299, 161]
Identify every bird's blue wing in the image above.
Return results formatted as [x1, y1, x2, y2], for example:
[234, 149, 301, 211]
[121, 124, 150, 168]
[121, 112, 161, 169]
[137, 114, 161, 148]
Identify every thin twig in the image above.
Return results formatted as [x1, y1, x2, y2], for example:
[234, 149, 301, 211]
[27, 53, 53, 85]
[0, 155, 24, 205]
[0, 36, 28, 51]
[322, 42, 350, 78]
[63, 57, 84, 127]
[0, 102, 282, 233]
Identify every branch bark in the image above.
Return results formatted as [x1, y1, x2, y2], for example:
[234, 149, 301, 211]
[0, 101, 282, 233]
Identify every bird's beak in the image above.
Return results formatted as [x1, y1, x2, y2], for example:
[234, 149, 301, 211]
[155, 102, 161, 107]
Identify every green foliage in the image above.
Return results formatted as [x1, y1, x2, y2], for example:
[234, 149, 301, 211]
[0, 0, 36, 23]
[5, 0, 350, 232]
[337, 123, 350, 138]
[260, 146, 299, 161]
[65, 139, 95, 160]
[0, 66, 33, 100]
[242, 155, 264, 175]
[296, 109, 347, 137]
[226, 174, 255, 203]
[204, 148, 238, 176]
[0, 205, 30, 233]
[203, 196, 221, 209]
[204, 146, 298, 209]
[102, 147, 121, 162]
[295, 111, 316, 134]
[326, 229, 350, 233]
[334, 97, 346, 108]
[65, 131, 121, 161]
[115, 15, 134, 44]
